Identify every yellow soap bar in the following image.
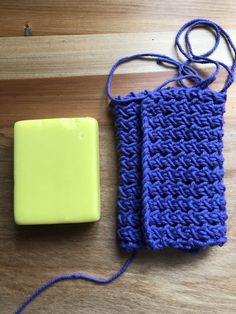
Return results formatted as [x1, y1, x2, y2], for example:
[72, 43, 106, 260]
[14, 117, 100, 225]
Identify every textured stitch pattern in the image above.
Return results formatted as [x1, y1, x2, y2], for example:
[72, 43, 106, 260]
[111, 87, 228, 251]
[111, 98, 144, 250]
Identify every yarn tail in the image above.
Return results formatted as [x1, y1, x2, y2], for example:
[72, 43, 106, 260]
[15, 252, 136, 314]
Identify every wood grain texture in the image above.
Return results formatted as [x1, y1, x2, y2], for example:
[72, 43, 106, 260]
[0, 0, 236, 36]
[1, 2, 236, 313]
[0, 30, 235, 80]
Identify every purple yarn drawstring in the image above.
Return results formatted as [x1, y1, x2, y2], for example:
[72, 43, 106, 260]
[107, 18, 236, 101]
[15, 252, 136, 314]
[106, 53, 203, 101]
[175, 18, 236, 92]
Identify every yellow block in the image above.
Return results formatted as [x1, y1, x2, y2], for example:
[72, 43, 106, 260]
[14, 117, 100, 225]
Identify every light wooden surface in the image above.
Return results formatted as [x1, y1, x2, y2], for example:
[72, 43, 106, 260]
[1, 2, 236, 314]
[0, 30, 235, 80]
[0, 0, 236, 36]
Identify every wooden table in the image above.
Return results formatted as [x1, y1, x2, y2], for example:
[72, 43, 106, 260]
[1, 1, 236, 313]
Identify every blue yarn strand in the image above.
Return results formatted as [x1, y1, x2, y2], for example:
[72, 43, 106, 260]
[107, 18, 236, 101]
[15, 252, 136, 314]
[175, 18, 236, 92]
[106, 53, 203, 102]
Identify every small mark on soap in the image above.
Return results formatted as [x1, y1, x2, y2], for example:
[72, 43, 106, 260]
[80, 133, 85, 140]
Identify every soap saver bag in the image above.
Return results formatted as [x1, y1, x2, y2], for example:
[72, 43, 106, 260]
[15, 19, 236, 313]
[107, 19, 236, 252]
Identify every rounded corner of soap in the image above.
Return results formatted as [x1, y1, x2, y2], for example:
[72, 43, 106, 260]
[86, 117, 99, 128]
[94, 211, 101, 222]
[95, 216, 101, 222]
[14, 212, 24, 226]
[14, 120, 31, 135]
[14, 120, 24, 130]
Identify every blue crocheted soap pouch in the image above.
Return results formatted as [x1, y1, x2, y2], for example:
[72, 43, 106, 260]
[107, 19, 236, 252]
[15, 19, 236, 314]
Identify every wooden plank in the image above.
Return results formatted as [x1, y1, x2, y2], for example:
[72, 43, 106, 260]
[0, 30, 235, 79]
[0, 0, 236, 36]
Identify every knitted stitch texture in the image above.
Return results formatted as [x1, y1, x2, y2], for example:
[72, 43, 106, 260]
[111, 87, 227, 251]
